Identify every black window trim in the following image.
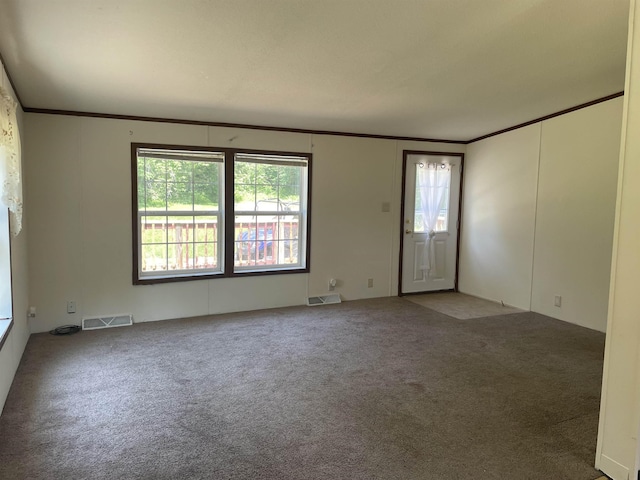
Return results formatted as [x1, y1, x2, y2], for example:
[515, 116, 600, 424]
[131, 142, 312, 285]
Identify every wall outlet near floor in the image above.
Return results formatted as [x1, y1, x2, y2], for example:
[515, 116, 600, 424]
[554, 295, 562, 307]
[367, 278, 374, 288]
[67, 301, 76, 314]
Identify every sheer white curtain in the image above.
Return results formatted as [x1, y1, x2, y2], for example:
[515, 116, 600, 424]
[416, 162, 450, 275]
[0, 86, 22, 236]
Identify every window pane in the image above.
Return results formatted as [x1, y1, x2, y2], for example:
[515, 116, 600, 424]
[234, 161, 256, 185]
[141, 244, 167, 272]
[413, 166, 451, 233]
[194, 216, 218, 242]
[137, 161, 146, 209]
[235, 189, 256, 212]
[272, 240, 299, 264]
[280, 185, 300, 209]
[144, 181, 167, 210]
[255, 163, 279, 201]
[141, 216, 167, 244]
[280, 217, 299, 265]
[234, 161, 257, 211]
[193, 161, 218, 183]
[255, 186, 274, 204]
[168, 243, 194, 270]
[233, 153, 306, 271]
[436, 188, 450, 232]
[233, 214, 300, 269]
[136, 147, 225, 280]
[194, 243, 218, 269]
[193, 183, 218, 211]
[279, 165, 301, 188]
[166, 216, 193, 243]
[167, 183, 193, 211]
[145, 158, 166, 181]
[235, 159, 306, 213]
[166, 159, 193, 183]
[234, 217, 278, 266]
[234, 217, 258, 266]
[256, 199, 280, 212]
[414, 212, 425, 233]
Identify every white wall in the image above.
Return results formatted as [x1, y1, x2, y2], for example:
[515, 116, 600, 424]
[458, 124, 541, 310]
[459, 96, 623, 331]
[29, 97, 620, 335]
[308, 136, 466, 299]
[531, 99, 623, 331]
[597, 0, 640, 477]
[308, 135, 396, 299]
[24, 113, 465, 333]
[0, 60, 30, 413]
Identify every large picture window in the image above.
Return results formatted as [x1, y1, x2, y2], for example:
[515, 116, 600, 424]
[132, 144, 311, 284]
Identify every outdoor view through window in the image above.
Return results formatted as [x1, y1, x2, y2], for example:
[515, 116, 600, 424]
[133, 145, 310, 283]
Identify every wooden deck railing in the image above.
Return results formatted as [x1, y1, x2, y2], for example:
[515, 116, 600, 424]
[141, 218, 299, 271]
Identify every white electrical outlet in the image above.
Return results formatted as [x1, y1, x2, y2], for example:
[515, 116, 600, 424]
[67, 301, 76, 314]
[554, 295, 562, 307]
[328, 278, 337, 291]
[367, 278, 374, 288]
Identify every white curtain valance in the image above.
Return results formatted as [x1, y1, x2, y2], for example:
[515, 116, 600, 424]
[0, 86, 22, 236]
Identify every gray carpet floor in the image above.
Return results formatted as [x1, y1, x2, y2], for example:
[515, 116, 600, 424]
[0, 297, 605, 480]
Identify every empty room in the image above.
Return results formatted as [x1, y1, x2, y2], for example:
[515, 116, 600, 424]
[0, 1, 639, 479]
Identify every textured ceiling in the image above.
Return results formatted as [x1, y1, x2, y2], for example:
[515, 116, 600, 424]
[0, 0, 630, 141]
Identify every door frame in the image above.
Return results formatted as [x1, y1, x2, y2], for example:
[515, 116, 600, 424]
[398, 150, 465, 296]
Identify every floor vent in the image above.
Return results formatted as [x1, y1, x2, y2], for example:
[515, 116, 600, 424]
[82, 314, 133, 331]
[307, 294, 341, 306]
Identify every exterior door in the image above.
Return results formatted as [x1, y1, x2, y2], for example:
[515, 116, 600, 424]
[400, 152, 462, 294]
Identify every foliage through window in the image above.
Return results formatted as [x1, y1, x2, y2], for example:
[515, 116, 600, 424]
[133, 144, 311, 283]
[234, 154, 305, 269]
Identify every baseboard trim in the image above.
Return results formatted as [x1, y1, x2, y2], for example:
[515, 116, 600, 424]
[596, 454, 629, 480]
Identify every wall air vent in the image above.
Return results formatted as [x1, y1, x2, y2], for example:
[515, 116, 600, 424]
[307, 294, 341, 306]
[82, 314, 133, 331]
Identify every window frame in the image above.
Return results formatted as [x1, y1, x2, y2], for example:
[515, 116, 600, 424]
[131, 143, 312, 284]
[0, 207, 13, 352]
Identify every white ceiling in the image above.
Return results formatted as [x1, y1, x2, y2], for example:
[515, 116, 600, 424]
[0, 0, 630, 141]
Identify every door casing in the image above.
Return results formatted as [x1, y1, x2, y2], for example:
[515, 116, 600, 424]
[398, 150, 465, 296]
